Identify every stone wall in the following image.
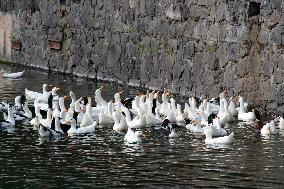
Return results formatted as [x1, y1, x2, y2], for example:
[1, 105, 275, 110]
[0, 0, 284, 113]
[0, 12, 12, 61]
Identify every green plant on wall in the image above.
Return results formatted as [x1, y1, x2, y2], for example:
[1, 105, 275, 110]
[165, 46, 173, 56]
[138, 42, 145, 53]
[124, 25, 134, 33]
[10, 35, 17, 41]
[72, 0, 81, 4]
[158, 40, 173, 56]
[207, 42, 218, 52]
[267, 47, 273, 54]
[148, 46, 158, 55]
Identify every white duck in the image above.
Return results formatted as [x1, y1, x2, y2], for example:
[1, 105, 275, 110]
[261, 124, 271, 136]
[30, 116, 40, 130]
[176, 104, 188, 123]
[204, 127, 234, 144]
[1, 70, 25, 78]
[74, 97, 84, 124]
[14, 101, 33, 120]
[0, 106, 15, 127]
[160, 91, 169, 116]
[193, 121, 204, 134]
[238, 96, 255, 122]
[197, 111, 208, 126]
[145, 109, 163, 126]
[122, 107, 146, 129]
[112, 111, 128, 131]
[94, 86, 108, 108]
[212, 117, 227, 136]
[124, 128, 143, 143]
[165, 109, 177, 123]
[67, 118, 96, 135]
[279, 116, 284, 130]
[40, 108, 53, 128]
[169, 126, 178, 138]
[228, 97, 238, 117]
[14, 96, 23, 112]
[25, 83, 49, 101]
[98, 101, 114, 125]
[80, 100, 95, 127]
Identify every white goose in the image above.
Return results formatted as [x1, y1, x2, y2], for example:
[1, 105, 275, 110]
[169, 126, 178, 138]
[74, 97, 84, 124]
[212, 117, 227, 136]
[261, 124, 271, 136]
[40, 108, 53, 128]
[279, 116, 284, 130]
[1, 70, 25, 78]
[67, 118, 96, 135]
[124, 128, 143, 143]
[69, 91, 76, 109]
[14, 101, 33, 120]
[238, 96, 256, 122]
[94, 86, 108, 108]
[14, 96, 23, 112]
[25, 84, 49, 101]
[228, 97, 238, 117]
[145, 109, 163, 126]
[176, 104, 188, 123]
[98, 101, 114, 125]
[80, 100, 95, 128]
[204, 127, 234, 144]
[0, 106, 15, 127]
[122, 107, 146, 129]
[112, 111, 127, 131]
[160, 91, 169, 116]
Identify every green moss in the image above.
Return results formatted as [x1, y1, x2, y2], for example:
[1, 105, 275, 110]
[138, 42, 145, 53]
[207, 42, 218, 52]
[124, 25, 134, 33]
[165, 46, 173, 56]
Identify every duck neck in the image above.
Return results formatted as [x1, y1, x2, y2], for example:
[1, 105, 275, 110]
[75, 100, 81, 113]
[71, 121, 77, 129]
[123, 109, 131, 123]
[59, 98, 66, 111]
[43, 85, 47, 94]
[7, 108, 15, 124]
[177, 104, 182, 115]
[239, 97, 245, 113]
[113, 113, 119, 125]
[108, 102, 113, 116]
[23, 103, 32, 117]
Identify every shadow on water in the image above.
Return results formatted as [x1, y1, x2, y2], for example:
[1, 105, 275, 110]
[0, 63, 284, 188]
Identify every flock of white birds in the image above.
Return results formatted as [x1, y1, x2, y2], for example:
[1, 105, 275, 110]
[1, 71, 284, 145]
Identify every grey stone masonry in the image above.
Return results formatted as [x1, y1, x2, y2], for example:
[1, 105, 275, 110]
[0, 0, 284, 114]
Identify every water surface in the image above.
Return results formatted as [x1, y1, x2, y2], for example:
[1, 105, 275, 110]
[0, 63, 283, 188]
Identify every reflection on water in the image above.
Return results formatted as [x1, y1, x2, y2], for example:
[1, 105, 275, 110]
[0, 63, 284, 188]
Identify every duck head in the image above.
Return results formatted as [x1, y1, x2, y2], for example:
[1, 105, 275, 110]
[51, 87, 60, 95]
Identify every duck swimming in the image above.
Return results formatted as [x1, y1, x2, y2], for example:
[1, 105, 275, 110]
[67, 118, 96, 135]
[1, 70, 25, 78]
[204, 126, 234, 145]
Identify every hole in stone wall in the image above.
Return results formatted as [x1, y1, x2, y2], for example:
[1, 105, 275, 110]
[60, 0, 66, 5]
[247, 2, 260, 17]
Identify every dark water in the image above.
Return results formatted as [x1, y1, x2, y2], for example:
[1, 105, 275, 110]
[0, 63, 284, 188]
